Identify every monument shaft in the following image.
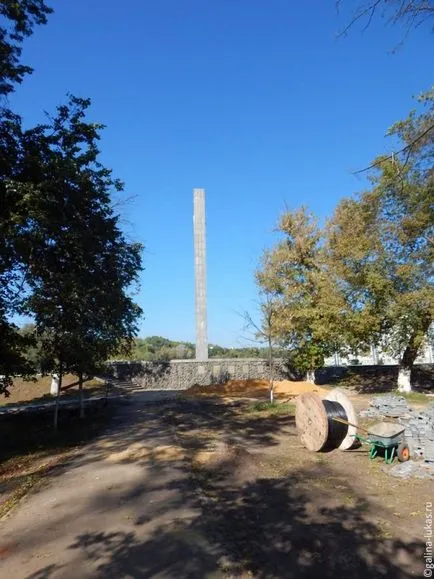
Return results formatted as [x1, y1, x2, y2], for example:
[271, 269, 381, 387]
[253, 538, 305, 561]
[193, 188, 208, 360]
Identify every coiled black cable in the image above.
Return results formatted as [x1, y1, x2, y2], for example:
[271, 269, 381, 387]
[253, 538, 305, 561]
[321, 400, 348, 451]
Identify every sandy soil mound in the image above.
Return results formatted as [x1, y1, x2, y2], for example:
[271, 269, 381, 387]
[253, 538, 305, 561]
[184, 379, 329, 400]
[192, 440, 258, 482]
[106, 443, 184, 463]
[193, 441, 248, 467]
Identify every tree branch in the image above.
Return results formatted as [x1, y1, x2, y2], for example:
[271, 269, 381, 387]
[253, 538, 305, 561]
[353, 121, 434, 174]
[337, 0, 434, 37]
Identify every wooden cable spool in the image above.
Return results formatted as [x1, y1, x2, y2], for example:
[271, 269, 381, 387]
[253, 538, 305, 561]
[324, 389, 358, 450]
[295, 392, 330, 452]
[295, 389, 358, 452]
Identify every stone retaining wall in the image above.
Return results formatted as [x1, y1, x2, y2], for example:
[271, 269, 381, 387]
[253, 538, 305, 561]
[106, 360, 434, 391]
[107, 359, 290, 390]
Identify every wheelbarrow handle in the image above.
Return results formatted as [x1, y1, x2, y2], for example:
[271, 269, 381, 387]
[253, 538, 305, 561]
[332, 417, 371, 435]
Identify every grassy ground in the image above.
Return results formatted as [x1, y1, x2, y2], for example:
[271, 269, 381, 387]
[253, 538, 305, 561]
[394, 390, 430, 404]
[246, 400, 296, 415]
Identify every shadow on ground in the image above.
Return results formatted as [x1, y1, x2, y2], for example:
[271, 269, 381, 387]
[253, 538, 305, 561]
[60, 398, 294, 475]
[29, 466, 424, 579]
[0, 403, 119, 474]
[22, 397, 424, 579]
[317, 364, 434, 394]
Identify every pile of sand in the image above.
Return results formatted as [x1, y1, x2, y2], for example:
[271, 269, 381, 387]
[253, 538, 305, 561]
[106, 442, 184, 463]
[192, 440, 258, 481]
[183, 379, 329, 400]
[193, 441, 247, 468]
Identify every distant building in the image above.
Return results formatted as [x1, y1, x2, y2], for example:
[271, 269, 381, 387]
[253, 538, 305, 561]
[325, 336, 434, 366]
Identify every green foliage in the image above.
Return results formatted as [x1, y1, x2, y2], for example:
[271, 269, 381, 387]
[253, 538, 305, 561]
[209, 344, 271, 358]
[256, 208, 342, 375]
[17, 323, 53, 373]
[127, 336, 195, 361]
[16, 96, 143, 385]
[257, 92, 433, 385]
[0, 2, 52, 393]
[0, 0, 53, 95]
[120, 337, 270, 361]
[0, 3, 143, 402]
[327, 89, 434, 377]
[247, 401, 295, 415]
[0, 318, 35, 395]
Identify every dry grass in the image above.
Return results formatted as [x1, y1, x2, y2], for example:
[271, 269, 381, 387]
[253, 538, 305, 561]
[0, 374, 123, 407]
[0, 454, 69, 519]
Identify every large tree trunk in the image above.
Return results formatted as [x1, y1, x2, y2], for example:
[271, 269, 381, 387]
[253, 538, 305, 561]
[305, 370, 315, 384]
[397, 366, 412, 392]
[268, 337, 274, 404]
[53, 362, 63, 432]
[305, 369, 316, 385]
[50, 374, 59, 396]
[397, 318, 432, 393]
[79, 371, 85, 419]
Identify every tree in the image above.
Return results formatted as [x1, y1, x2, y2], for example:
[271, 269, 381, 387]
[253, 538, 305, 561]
[125, 336, 195, 361]
[256, 208, 343, 383]
[0, 1, 52, 393]
[327, 90, 433, 391]
[0, 2, 144, 416]
[17, 323, 52, 372]
[0, 319, 35, 396]
[0, 0, 53, 96]
[15, 96, 143, 427]
[0, 97, 34, 396]
[337, 0, 434, 37]
[243, 291, 279, 403]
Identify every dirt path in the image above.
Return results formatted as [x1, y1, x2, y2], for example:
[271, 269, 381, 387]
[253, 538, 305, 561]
[164, 398, 431, 579]
[0, 394, 222, 579]
[0, 393, 431, 578]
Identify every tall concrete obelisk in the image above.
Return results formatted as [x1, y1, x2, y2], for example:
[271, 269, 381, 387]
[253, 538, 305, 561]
[193, 188, 208, 360]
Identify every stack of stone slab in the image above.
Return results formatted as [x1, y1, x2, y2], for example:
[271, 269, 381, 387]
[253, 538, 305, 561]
[359, 395, 434, 462]
[388, 460, 434, 479]
[398, 404, 434, 461]
[359, 394, 410, 418]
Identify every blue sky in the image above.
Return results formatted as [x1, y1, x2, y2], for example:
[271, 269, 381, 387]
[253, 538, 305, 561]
[10, 0, 432, 345]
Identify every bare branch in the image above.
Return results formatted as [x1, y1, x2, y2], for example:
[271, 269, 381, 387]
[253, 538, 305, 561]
[353, 121, 434, 174]
[337, 0, 434, 37]
[337, 0, 383, 37]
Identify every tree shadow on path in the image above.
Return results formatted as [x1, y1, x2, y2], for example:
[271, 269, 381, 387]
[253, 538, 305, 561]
[62, 462, 424, 579]
[21, 398, 426, 579]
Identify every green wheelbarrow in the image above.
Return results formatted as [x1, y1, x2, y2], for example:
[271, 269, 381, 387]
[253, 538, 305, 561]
[333, 418, 410, 464]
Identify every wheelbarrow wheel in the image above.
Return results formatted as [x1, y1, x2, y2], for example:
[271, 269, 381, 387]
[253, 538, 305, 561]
[397, 442, 410, 462]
